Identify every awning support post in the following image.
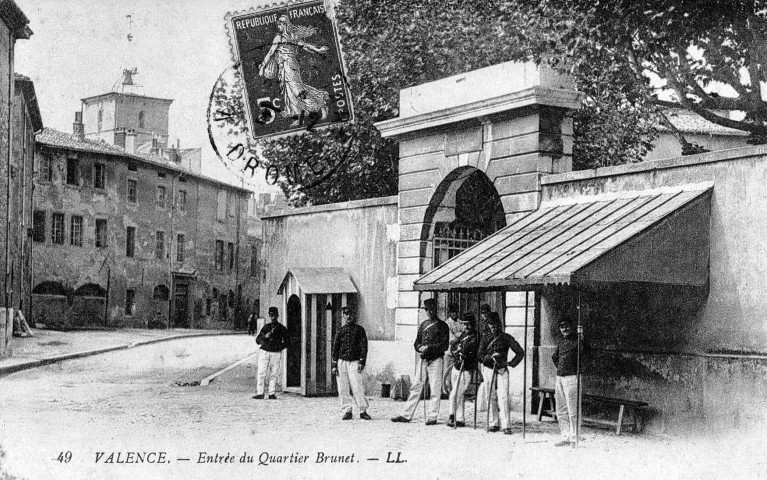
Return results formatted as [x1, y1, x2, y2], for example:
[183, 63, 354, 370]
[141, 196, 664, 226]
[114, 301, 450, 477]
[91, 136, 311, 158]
[522, 290, 529, 439]
[575, 290, 583, 449]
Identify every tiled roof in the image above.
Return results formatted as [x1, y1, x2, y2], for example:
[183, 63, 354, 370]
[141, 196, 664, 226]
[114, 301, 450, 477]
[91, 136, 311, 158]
[414, 185, 711, 291]
[35, 128, 250, 193]
[662, 111, 749, 136]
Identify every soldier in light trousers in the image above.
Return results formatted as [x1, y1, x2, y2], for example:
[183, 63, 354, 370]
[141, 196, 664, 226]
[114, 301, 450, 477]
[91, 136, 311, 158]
[253, 306, 288, 400]
[331, 306, 371, 420]
[391, 298, 450, 425]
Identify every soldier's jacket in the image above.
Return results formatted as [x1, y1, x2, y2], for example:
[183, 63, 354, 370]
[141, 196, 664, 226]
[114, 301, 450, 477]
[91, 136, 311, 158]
[450, 330, 478, 371]
[478, 332, 524, 370]
[414, 317, 450, 361]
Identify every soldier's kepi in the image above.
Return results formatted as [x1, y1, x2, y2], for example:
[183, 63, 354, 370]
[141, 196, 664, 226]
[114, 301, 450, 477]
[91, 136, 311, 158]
[391, 298, 450, 425]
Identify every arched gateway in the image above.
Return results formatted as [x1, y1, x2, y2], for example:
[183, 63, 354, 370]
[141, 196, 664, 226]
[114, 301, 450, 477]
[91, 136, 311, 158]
[421, 167, 506, 324]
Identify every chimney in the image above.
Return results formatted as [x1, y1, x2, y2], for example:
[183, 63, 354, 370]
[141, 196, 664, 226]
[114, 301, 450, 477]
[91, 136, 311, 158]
[125, 129, 137, 154]
[73, 111, 84, 139]
[150, 137, 159, 156]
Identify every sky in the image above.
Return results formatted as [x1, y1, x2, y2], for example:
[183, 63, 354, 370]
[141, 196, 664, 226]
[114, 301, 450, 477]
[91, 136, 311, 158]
[14, 0, 283, 193]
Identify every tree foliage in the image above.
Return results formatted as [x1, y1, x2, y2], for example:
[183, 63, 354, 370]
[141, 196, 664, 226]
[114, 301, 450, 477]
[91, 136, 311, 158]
[256, 0, 767, 205]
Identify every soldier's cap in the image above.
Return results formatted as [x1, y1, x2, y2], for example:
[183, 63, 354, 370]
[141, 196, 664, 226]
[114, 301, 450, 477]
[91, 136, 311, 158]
[268, 307, 279, 316]
[479, 304, 492, 314]
[461, 312, 476, 325]
[422, 298, 436, 311]
[558, 319, 572, 328]
[341, 306, 351, 315]
[447, 303, 459, 313]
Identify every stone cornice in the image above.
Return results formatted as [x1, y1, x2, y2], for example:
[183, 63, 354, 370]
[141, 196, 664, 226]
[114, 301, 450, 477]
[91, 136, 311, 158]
[375, 87, 582, 140]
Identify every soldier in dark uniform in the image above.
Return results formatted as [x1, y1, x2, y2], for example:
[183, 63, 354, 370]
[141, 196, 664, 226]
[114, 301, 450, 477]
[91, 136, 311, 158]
[331, 306, 371, 420]
[391, 298, 450, 425]
[447, 312, 479, 428]
[478, 312, 524, 434]
[552, 318, 588, 446]
[253, 306, 288, 400]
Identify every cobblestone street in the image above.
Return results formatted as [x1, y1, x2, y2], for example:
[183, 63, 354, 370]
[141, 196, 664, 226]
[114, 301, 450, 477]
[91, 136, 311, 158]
[0, 335, 765, 480]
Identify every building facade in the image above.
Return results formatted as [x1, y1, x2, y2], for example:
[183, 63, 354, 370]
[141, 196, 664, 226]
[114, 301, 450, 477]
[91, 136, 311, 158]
[31, 127, 258, 330]
[0, 1, 33, 358]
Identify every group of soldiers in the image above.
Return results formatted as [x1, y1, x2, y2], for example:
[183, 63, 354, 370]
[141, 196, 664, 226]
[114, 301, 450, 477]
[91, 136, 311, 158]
[251, 298, 586, 446]
[390, 299, 525, 434]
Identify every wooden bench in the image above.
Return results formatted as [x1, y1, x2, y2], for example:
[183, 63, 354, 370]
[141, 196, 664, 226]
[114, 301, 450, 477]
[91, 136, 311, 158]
[530, 387, 649, 435]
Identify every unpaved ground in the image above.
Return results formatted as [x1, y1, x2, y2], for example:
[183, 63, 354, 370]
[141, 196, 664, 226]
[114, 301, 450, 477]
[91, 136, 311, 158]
[0, 336, 765, 480]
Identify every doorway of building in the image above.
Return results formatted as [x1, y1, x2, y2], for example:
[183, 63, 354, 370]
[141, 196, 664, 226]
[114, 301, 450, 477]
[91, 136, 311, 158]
[286, 294, 302, 388]
[172, 279, 190, 328]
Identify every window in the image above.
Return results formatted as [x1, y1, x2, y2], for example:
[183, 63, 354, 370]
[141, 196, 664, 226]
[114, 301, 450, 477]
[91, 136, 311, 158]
[94, 163, 106, 189]
[126, 226, 135, 257]
[70, 216, 83, 246]
[128, 163, 137, 172]
[127, 179, 137, 203]
[215, 240, 224, 271]
[250, 244, 259, 277]
[138, 111, 145, 129]
[156, 186, 166, 208]
[95, 219, 108, 248]
[228, 242, 235, 271]
[125, 289, 135, 315]
[155, 231, 165, 260]
[205, 299, 211, 316]
[97, 109, 103, 132]
[66, 158, 79, 185]
[178, 190, 187, 212]
[157, 171, 166, 179]
[216, 190, 226, 221]
[176, 234, 185, 262]
[33, 211, 45, 243]
[228, 192, 236, 217]
[51, 213, 64, 244]
[40, 155, 53, 182]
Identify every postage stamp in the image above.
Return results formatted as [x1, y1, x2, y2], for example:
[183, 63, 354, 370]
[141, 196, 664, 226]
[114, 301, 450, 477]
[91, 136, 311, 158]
[224, 0, 354, 141]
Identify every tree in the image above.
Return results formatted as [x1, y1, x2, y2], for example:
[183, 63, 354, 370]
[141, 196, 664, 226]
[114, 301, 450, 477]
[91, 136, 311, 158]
[518, 0, 767, 151]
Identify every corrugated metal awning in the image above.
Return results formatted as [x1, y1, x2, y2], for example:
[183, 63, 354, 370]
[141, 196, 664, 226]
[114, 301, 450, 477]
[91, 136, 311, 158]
[278, 268, 358, 295]
[414, 184, 712, 291]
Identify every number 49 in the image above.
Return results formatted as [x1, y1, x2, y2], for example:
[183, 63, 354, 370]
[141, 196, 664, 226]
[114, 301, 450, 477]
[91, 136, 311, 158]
[56, 451, 72, 463]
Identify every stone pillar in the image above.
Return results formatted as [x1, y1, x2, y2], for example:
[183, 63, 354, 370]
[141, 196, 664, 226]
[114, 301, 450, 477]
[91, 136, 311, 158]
[376, 61, 581, 341]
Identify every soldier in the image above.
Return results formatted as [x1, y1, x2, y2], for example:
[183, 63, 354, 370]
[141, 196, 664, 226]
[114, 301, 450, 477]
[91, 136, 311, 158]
[443, 303, 464, 396]
[478, 312, 524, 434]
[391, 298, 450, 425]
[331, 306, 371, 420]
[552, 318, 588, 446]
[253, 306, 288, 400]
[447, 312, 478, 428]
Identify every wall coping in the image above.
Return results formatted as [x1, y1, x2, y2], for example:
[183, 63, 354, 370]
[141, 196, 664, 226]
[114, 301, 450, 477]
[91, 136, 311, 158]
[375, 86, 582, 140]
[260, 195, 398, 219]
[542, 144, 767, 185]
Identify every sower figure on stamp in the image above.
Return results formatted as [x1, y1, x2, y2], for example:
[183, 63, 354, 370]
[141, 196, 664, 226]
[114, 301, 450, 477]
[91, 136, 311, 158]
[447, 313, 478, 428]
[552, 318, 589, 447]
[253, 306, 288, 400]
[443, 303, 465, 396]
[391, 298, 450, 425]
[478, 312, 524, 434]
[331, 306, 371, 421]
